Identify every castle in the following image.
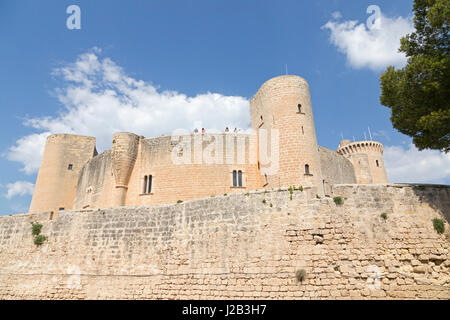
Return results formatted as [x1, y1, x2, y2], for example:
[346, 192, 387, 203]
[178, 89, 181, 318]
[29, 75, 388, 214]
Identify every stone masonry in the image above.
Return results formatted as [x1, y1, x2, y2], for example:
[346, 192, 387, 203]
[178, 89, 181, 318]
[0, 184, 448, 299]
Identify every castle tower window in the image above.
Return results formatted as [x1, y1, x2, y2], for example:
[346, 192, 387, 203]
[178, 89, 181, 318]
[68, 164, 73, 170]
[143, 176, 148, 194]
[238, 170, 243, 187]
[260, 115, 263, 121]
[302, 126, 304, 135]
[376, 160, 379, 167]
[298, 104, 302, 113]
[232, 170, 237, 187]
[59, 207, 64, 211]
[148, 175, 153, 193]
[305, 164, 310, 175]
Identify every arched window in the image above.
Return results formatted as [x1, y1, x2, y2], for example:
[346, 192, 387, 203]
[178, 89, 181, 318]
[232, 170, 237, 187]
[376, 160, 379, 167]
[238, 170, 242, 187]
[305, 164, 310, 175]
[298, 104, 302, 113]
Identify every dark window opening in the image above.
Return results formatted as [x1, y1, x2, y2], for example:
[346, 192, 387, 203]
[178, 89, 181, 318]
[302, 126, 304, 135]
[148, 175, 152, 193]
[376, 160, 379, 167]
[143, 176, 148, 194]
[238, 170, 242, 187]
[143, 175, 153, 194]
[68, 164, 73, 170]
[232, 170, 237, 187]
[59, 207, 64, 211]
[298, 104, 302, 113]
[305, 164, 310, 175]
[260, 115, 263, 121]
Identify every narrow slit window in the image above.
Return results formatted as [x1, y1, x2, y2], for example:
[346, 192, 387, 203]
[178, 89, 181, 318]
[68, 164, 73, 170]
[376, 160, 379, 167]
[232, 170, 237, 187]
[305, 164, 310, 175]
[238, 170, 242, 187]
[298, 104, 302, 113]
[148, 175, 152, 193]
[143, 176, 148, 194]
[302, 126, 304, 135]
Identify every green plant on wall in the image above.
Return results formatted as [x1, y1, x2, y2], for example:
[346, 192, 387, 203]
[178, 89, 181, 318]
[30, 222, 47, 246]
[295, 269, 306, 283]
[34, 235, 48, 246]
[432, 218, 445, 234]
[381, 212, 387, 220]
[333, 196, 343, 205]
[31, 222, 43, 236]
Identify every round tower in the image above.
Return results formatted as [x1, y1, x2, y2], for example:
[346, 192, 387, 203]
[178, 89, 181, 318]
[29, 134, 97, 214]
[250, 75, 323, 195]
[337, 140, 388, 184]
[111, 132, 140, 206]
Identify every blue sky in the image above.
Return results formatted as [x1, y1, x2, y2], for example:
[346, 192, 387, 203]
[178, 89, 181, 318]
[1, 0, 449, 215]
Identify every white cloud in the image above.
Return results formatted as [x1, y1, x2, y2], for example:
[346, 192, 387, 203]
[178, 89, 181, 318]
[322, 12, 414, 71]
[6, 132, 51, 174]
[331, 11, 342, 20]
[384, 144, 450, 184]
[7, 49, 250, 174]
[4, 181, 34, 199]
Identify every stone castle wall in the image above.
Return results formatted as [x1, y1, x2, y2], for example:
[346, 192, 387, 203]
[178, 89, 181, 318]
[318, 146, 356, 196]
[73, 133, 261, 210]
[1, 184, 449, 299]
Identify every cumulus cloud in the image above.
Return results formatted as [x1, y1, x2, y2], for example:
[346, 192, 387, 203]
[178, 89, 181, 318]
[4, 181, 34, 199]
[322, 12, 414, 71]
[384, 144, 450, 184]
[6, 48, 250, 174]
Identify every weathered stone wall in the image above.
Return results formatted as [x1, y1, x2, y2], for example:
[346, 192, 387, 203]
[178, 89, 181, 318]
[318, 146, 356, 196]
[1, 184, 449, 299]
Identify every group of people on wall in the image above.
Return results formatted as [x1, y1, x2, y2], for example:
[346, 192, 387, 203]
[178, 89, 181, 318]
[193, 127, 241, 134]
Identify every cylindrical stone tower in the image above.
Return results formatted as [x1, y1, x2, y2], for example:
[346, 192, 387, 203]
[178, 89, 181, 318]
[250, 75, 323, 195]
[29, 134, 97, 214]
[111, 132, 140, 207]
[337, 140, 388, 184]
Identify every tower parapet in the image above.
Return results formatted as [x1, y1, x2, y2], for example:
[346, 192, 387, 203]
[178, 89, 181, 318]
[337, 140, 388, 184]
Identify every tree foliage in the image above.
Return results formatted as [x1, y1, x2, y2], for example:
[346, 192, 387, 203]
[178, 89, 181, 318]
[380, 0, 449, 152]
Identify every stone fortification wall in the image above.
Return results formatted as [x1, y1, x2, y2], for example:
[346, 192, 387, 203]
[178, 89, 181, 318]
[1, 184, 449, 299]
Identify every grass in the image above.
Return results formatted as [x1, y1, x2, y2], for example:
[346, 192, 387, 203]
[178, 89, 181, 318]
[177, 200, 183, 204]
[432, 218, 445, 234]
[380, 212, 387, 220]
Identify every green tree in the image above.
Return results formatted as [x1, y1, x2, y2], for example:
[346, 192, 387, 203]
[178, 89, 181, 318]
[380, 0, 449, 152]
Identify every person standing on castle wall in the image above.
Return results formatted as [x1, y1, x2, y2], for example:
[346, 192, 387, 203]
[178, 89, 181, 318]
[202, 128, 205, 134]
[225, 127, 229, 132]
